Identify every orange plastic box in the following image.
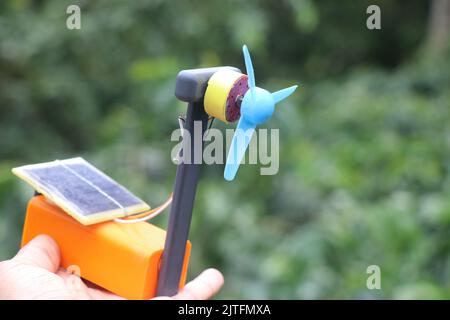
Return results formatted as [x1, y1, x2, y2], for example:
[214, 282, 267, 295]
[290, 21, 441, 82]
[21, 195, 190, 299]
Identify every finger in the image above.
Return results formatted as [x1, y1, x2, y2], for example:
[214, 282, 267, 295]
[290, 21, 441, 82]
[13, 235, 60, 273]
[172, 268, 224, 300]
[82, 276, 125, 299]
[56, 268, 84, 283]
[57, 268, 124, 300]
[86, 287, 125, 300]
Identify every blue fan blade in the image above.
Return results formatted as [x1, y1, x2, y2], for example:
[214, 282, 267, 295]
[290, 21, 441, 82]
[243, 45, 256, 92]
[272, 85, 298, 104]
[224, 117, 256, 181]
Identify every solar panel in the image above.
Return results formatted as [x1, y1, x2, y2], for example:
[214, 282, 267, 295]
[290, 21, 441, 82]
[12, 157, 150, 225]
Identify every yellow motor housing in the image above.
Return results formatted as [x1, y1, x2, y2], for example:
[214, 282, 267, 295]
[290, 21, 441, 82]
[204, 69, 249, 123]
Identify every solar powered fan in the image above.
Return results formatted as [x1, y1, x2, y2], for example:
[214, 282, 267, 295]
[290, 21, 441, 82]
[13, 45, 298, 299]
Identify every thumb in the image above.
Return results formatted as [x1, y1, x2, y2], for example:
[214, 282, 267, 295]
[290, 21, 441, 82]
[13, 235, 61, 273]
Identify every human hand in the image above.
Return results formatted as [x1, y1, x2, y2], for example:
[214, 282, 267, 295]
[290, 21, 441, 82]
[0, 235, 224, 300]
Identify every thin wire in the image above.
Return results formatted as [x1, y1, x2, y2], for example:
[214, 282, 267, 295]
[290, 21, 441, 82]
[208, 117, 215, 130]
[116, 116, 214, 224]
[173, 116, 186, 163]
[114, 194, 173, 224]
[204, 117, 215, 140]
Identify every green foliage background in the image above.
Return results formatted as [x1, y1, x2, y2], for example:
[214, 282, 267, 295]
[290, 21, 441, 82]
[0, 0, 449, 299]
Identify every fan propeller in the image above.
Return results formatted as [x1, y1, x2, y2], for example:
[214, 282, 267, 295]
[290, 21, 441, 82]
[224, 45, 298, 181]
